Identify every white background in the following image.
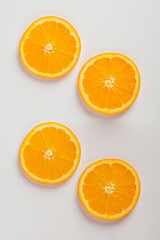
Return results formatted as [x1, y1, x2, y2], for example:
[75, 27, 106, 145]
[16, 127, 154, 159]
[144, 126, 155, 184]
[0, 0, 160, 239]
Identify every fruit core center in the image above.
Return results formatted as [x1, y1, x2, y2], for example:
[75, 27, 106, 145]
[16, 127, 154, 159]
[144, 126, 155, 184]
[105, 183, 115, 194]
[45, 43, 54, 53]
[105, 77, 115, 88]
[44, 149, 54, 159]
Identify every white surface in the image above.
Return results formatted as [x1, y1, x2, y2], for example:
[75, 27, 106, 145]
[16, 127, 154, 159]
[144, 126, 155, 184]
[0, 0, 160, 239]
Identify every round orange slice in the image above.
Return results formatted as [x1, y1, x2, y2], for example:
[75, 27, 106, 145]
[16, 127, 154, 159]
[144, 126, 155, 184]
[19, 16, 81, 78]
[19, 122, 81, 184]
[78, 53, 140, 114]
[78, 159, 140, 220]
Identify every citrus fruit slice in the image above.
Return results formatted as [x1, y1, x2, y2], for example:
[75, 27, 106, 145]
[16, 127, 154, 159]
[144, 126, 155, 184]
[78, 53, 140, 114]
[78, 159, 140, 220]
[19, 16, 81, 78]
[19, 122, 81, 184]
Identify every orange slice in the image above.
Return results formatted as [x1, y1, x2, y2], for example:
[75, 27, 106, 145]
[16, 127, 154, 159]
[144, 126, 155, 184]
[19, 16, 81, 78]
[78, 159, 140, 220]
[78, 53, 140, 114]
[19, 122, 81, 184]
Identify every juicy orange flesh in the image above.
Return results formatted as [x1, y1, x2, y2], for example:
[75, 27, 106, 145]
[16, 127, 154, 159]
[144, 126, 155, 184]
[23, 127, 76, 180]
[23, 21, 77, 74]
[83, 57, 136, 109]
[83, 163, 136, 215]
